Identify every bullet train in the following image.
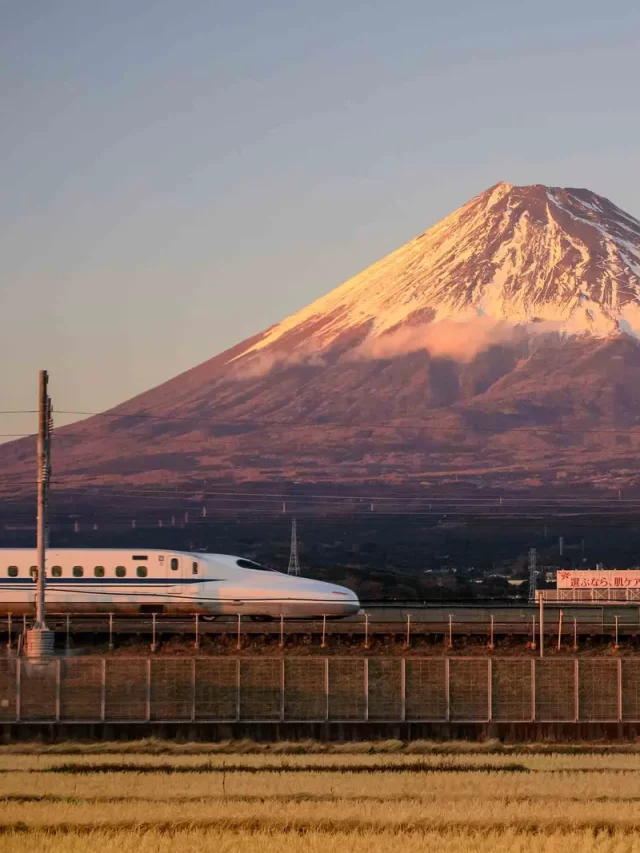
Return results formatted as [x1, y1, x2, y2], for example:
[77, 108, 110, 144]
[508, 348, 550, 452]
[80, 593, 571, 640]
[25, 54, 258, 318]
[0, 549, 361, 618]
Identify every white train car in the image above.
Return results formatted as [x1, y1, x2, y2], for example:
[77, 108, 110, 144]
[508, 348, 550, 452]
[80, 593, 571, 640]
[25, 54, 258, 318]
[0, 548, 360, 618]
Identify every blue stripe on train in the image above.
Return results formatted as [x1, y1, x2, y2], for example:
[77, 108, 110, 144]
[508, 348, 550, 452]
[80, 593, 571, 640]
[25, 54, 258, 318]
[0, 578, 207, 585]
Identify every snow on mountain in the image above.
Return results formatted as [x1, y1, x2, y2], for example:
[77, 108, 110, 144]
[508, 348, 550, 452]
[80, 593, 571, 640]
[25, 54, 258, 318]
[234, 182, 640, 365]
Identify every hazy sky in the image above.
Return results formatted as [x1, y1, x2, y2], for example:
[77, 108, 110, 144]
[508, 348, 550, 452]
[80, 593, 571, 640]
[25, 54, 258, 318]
[1, 0, 639, 437]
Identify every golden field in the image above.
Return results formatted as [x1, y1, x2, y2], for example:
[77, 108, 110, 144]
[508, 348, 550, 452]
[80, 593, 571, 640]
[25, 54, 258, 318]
[2, 741, 640, 851]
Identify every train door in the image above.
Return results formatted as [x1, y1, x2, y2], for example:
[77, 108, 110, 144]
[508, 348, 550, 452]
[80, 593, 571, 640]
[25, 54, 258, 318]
[169, 554, 186, 594]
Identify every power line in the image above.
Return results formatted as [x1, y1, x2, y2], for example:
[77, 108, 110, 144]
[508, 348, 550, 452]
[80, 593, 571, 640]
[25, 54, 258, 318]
[4, 478, 640, 504]
[7, 488, 640, 506]
[49, 413, 640, 435]
[6, 407, 640, 436]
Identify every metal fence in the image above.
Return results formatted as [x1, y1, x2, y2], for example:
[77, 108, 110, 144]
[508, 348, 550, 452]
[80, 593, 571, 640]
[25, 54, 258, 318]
[543, 589, 640, 602]
[4, 608, 639, 649]
[0, 656, 638, 724]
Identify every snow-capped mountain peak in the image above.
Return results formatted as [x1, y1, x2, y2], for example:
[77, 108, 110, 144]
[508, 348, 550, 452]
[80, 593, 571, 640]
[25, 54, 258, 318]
[235, 182, 640, 362]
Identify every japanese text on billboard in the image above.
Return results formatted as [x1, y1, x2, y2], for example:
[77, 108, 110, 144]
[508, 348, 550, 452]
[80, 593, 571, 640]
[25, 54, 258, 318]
[557, 570, 640, 589]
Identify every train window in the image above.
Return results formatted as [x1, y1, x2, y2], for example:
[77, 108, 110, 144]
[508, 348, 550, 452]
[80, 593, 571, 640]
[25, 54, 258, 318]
[170, 558, 179, 571]
[192, 561, 198, 575]
[30, 566, 37, 580]
[7, 566, 18, 577]
[94, 566, 105, 578]
[133, 555, 148, 560]
[136, 566, 147, 577]
[115, 566, 126, 577]
[236, 559, 279, 572]
[72, 566, 84, 577]
[52, 566, 62, 577]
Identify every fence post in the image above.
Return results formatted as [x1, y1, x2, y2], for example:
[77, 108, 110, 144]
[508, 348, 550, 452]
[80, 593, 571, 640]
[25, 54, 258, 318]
[194, 614, 199, 651]
[321, 614, 326, 649]
[15, 658, 20, 723]
[6, 613, 11, 650]
[151, 614, 157, 654]
[572, 617, 578, 652]
[557, 610, 563, 652]
[488, 615, 494, 651]
[487, 658, 492, 722]
[531, 658, 536, 722]
[235, 658, 241, 721]
[400, 658, 406, 722]
[100, 658, 106, 722]
[447, 614, 453, 649]
[539, 593, 544, 658]
[280, 657, 285, 722]
[530, 614, 536, 651]
[108, 613, 114, 652]
[236, 614, 242, 651]
[146, 658, 151, 722]
[574, 659, 579, 722]
[445, 657, 450, 722]
[324, 658, 329, 721]
[618, 658, 623, 722]
[364, 613, 369, 650]
[405, 614, 411, 648]
[191, 658, 196, 723]
[364, 658, 369, 722]
[279, 614, 284, 649]
[614, 615, 620, 650]
[55, 658, 61, 722]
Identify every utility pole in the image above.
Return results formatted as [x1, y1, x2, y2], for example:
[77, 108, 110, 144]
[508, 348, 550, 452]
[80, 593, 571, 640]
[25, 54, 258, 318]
[26, 370, 55, 659]
[35, 370, 51, 628]
[539, 589, 544, 658]
[287, 518, 300, 576]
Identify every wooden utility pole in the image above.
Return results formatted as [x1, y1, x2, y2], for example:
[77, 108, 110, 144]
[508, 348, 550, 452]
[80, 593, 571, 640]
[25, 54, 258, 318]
[35, 370, 50, 628]
[26, 370, 55, 658]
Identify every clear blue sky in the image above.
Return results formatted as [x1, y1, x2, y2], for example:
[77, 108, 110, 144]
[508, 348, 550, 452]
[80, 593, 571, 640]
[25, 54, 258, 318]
[1, 0, 639, 436]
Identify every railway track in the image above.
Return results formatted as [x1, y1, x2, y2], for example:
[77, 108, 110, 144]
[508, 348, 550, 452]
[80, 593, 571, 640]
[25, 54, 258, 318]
[2, 602, 640, 641]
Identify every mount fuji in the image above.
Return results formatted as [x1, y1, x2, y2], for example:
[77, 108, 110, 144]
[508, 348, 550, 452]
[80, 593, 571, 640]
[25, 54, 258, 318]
[236, 181, 640, 359]
[4, 181, 640, 494]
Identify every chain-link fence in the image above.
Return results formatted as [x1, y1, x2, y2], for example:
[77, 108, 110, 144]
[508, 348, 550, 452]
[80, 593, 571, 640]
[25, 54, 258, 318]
[1, 657, 640, 723]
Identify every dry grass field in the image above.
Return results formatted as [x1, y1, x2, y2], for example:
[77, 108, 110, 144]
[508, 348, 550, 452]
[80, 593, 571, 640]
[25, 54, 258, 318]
[2, 741, 640, 851]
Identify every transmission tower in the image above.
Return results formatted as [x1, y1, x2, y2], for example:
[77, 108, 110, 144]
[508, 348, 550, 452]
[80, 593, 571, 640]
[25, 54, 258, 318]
[528, 547, 538, 603]
[287, 518, 300, 576]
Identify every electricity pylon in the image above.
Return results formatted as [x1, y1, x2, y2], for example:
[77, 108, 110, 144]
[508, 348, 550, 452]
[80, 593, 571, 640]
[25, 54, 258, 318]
[287, 518, 300, 576]
[528, 547, 538, 603]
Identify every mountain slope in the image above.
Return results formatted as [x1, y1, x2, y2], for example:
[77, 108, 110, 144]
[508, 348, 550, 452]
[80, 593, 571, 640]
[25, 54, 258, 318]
[3, 181, 640, 495]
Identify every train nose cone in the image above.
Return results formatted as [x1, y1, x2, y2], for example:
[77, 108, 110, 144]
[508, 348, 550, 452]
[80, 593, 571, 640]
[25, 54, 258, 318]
[328, 584, 361, 615]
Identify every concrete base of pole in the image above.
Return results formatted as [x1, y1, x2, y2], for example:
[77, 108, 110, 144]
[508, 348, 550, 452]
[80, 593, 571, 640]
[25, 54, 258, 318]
[25, 628, 55, 660]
